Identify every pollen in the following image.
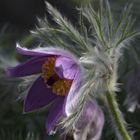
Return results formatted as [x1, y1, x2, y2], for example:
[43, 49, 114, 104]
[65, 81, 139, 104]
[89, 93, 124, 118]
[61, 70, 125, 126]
[41, 56, 73, 96]
[42, 57, 57, 83]
[52, 79, 73, 96]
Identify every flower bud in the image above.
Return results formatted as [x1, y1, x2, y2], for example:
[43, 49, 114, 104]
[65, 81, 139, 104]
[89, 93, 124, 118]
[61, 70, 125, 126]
[73, 100, 104, 140]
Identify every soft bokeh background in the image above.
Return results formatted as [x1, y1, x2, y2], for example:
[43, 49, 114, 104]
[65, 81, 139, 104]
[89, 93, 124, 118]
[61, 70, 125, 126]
[0, 0, 140, 139]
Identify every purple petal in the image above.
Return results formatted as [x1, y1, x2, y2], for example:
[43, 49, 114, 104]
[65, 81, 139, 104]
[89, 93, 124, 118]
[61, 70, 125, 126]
[55, 56, 79, 79]
[6, 57, 47, 77]
[92, 107, 104, 140]
[74, 101, 98, 130]
[45, 96, 64, 135]
[63, 69, 83, 116]
[24, 76, 57, 112]
[16, 44, 74, 58]
[73, 101, 104, 140]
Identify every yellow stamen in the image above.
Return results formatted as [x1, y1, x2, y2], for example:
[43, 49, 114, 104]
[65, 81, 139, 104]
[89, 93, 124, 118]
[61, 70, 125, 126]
[52, 79, 73, 96]
[42, 57, 56, 83]
[41, 57, 73, 96]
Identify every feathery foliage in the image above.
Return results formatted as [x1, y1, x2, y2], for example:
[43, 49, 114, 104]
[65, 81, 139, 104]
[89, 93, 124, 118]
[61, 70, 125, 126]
[31, 1, 139, 140]
[1, 0, 140, 140]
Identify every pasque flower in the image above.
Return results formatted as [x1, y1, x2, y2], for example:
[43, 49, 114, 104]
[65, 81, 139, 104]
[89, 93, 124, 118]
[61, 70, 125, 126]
[124, 65, 140, 112]
[73, 100, 104, 140]
[6, 44, 82, 134]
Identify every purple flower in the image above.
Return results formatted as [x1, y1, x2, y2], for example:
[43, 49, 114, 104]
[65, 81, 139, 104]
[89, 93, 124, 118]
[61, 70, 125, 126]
[73, 100, 104, 140]
[6, 44, 82, 135]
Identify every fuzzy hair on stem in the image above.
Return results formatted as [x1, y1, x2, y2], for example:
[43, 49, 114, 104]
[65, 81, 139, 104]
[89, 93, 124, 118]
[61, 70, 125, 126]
[29, 0, 140, 139]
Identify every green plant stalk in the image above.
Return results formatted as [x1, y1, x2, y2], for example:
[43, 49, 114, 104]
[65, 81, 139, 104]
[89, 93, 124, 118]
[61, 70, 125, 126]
[106, 90, 132, 140]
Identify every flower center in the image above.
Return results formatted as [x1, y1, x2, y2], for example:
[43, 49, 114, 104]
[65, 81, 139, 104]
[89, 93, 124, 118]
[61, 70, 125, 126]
[42, 57, 73, 96]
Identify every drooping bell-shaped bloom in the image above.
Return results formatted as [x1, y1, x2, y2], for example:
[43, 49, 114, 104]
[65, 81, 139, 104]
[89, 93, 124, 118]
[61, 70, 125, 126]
[6, 44, 82, 134]
[73, 100, 104, 140]
[124, 65, 140, 112]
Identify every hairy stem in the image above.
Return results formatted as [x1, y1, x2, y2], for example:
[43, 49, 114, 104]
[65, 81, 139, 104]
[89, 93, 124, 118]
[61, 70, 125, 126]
[106, 90, 132, 140]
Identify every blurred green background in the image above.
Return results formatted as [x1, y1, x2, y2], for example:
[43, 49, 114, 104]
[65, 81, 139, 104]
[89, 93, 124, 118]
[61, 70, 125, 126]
[0, 0, 140, 140]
